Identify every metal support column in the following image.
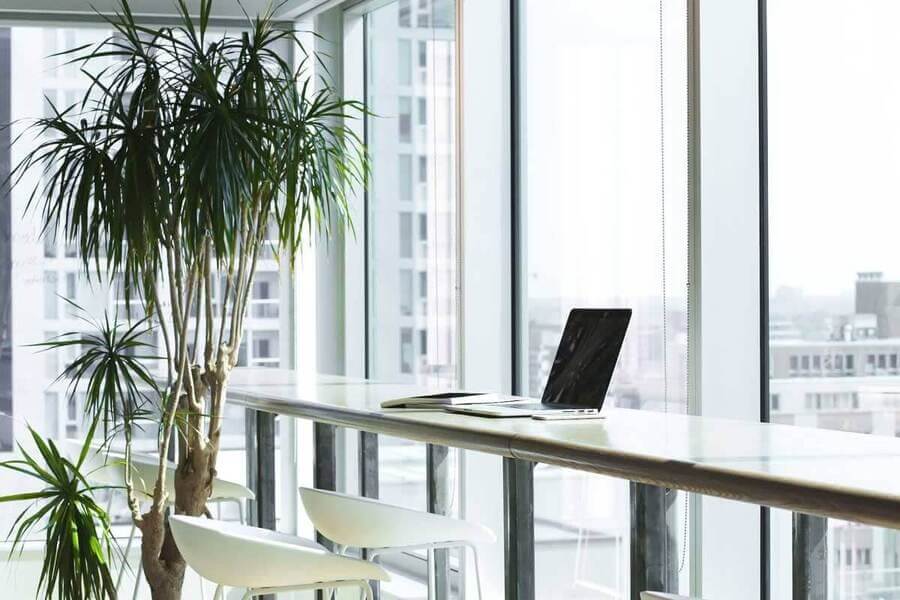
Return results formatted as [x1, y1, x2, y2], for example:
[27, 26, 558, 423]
[427, 444, 452, 600]
[629, 483, 678, 600]
[245, 408, 276, 530]
[313, 422, 337, 546]
[313, 422, 338, 600]
[503, 457, 534, 600]
[245, 409, 276, 600]
[256, 411, 277, 531]
[360, 431, 380, 500]
[360, 431, 380, 599]
[792, 513, 827, 600]
[245, 408, 257, 525]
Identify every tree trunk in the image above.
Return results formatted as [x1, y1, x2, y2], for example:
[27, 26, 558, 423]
[139, 510, 187, 600]
[139, 434, 217, 598]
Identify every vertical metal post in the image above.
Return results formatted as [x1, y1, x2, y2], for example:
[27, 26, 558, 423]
[255, 411, 277, 531]
[630, 483, 678, 600]
[313, 422, 337, 547]
[360, 431, 380, 599]
[359, 431, 380, 500]
[244, 408, 259, 527]
[792, 513, 827, 600]
[313, 422, 338, 600]
[244, 409, 276, 600]
[427, 444, 452, 600]
[503, 457, 534, 600]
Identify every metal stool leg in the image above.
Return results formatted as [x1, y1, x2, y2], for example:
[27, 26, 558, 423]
[361, 581, 374, 600]
[131, 555, 143, 600]
[469, 544, 484, 600]
[427, 548, 435, 600]
[116, 522, 137, 591]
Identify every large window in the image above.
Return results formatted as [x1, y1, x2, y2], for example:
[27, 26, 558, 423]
[518, 0, 690, 596]
[767, 2, 900, 597]
[362, 0, 461, 595]
[366, 0, 457, 390]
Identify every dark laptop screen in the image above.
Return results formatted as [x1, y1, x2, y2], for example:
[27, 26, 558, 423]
[541, 308, 632, 407]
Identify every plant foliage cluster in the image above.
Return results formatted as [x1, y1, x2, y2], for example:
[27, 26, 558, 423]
[2, 0, 366, 597]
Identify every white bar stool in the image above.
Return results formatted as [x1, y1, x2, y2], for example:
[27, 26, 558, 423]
[169, 515, 389, 599]
[62, 441, 254, 597]
[299, 486, 495, 600]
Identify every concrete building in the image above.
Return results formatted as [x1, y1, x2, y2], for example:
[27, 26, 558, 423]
[770, 272, 900, 597]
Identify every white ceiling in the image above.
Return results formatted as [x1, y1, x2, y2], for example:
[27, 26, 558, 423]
[0, 0, 328, 22]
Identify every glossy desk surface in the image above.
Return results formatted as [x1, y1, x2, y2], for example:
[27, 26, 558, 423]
[227, 369, 900, 529]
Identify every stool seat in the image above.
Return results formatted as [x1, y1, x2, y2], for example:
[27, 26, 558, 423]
[169, 515, 389, 590]
[63, 440, 254, 501]
[299, 487, 495, 550]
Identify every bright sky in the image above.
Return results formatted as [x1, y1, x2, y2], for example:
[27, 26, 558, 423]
[523, 0, 688, 302]
[767, 0, 900, 295]
[524, 0, 900, 301]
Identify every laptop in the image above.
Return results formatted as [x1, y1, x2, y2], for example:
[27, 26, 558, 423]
[446, 308, 631, 418]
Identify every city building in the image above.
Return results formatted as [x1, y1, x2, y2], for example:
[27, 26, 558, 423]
[771, 273, 900, 596]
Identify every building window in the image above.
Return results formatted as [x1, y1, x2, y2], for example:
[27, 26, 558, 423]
[418, 270, 427, 302]
[771, 393, 780, 411]
[398, 96, 412, 143]
[399, 269, 413, 316]
[400, 327, 414, 374]
[398, 39, 411, 86]
[399, 212, 413, 258]
[43, 233, 56, 258]
[65, 272, 78, 317]
[399, 154, 413, 202]
[43, 271, 58, 319]
[417, 96, 427, 126]
[418, 40, 427, 68]
[418, 155, 427, 183]
[398, 0, 411, 27]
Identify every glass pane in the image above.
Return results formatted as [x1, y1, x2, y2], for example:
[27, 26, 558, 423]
[366, 0, 457, 390]
[520, 0, 690, 597]
[365, 0, 459, 596]
[767, 2, 900, 597]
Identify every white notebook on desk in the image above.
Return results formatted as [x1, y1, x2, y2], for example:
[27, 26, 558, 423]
[381, 392, 515, 409]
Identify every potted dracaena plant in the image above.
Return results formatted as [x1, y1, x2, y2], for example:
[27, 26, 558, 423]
[1, 0, 366, 598]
